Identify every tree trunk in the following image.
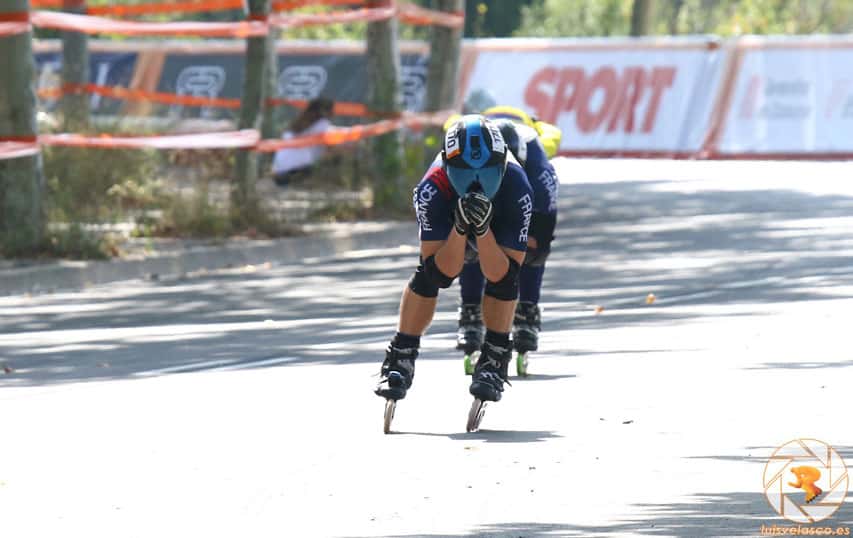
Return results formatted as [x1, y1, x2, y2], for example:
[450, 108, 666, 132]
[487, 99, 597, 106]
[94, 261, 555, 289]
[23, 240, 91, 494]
[366, 0, 405, 215]
[630, 0, 654, 36]
[0, 0, 45, 254]
[232, 0, 272, 229]
[424, 0, 463, 165]
[61, 0, 89, 131]
[668, 0, 685, 35]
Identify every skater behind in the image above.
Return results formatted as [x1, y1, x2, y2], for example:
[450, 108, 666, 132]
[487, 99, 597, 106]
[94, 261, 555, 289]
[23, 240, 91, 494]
[271, 97, 334, 187]
[456, 109, 560, 360]
[374, 115, 533, 404]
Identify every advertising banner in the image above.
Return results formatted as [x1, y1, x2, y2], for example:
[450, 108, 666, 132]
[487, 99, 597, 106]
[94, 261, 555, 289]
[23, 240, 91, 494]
[34, 50, 137, 114]
[716, 39, 853, 157]
[156, 49, 429, 120]
[460, 39, 724, 156]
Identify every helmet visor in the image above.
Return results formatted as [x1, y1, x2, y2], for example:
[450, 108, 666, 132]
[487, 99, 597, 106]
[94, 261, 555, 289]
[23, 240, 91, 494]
[446, 163, 504, 199]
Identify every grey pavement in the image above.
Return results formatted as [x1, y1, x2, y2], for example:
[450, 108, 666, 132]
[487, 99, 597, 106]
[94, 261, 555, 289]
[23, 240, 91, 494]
[1, 159, 852, 537]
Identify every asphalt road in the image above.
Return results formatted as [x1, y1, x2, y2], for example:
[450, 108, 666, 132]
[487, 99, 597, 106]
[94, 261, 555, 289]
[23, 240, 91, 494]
[1, 159, 852, 537]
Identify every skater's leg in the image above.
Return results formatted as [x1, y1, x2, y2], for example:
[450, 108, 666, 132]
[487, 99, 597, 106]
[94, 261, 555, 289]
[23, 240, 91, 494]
[514, 235, 548, 353]
[470, 252, 520, 401]
[482, 294, 515, 333]
[398, 286, 437, 336]
[460, 262, 486, 305]
[457, 261, 486, 353]
[518, 263, 544, 304]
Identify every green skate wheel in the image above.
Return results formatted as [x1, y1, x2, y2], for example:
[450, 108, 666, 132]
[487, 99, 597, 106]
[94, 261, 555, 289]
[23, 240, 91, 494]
[463, 354, 474, 375]
[463, 351, 479, 375]
[516, 352, 529, 377]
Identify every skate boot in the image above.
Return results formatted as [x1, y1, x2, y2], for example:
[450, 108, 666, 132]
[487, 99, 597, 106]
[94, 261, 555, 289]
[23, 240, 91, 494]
[512, 301, 541, 353]
[374, 345, 418, 401]
[456, 303, 485, 354]
[469, 340, 511, 402]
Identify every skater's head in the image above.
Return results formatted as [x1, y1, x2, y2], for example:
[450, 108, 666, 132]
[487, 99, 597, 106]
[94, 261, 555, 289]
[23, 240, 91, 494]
[492, 119, 526, 166]
[442, 115, 508, 200]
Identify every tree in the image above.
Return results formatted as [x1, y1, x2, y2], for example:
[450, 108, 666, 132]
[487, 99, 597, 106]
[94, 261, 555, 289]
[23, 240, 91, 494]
[424, 0, 463, 164]
[464, 0, 536, 37]
[232, 0, 274, 229]
[61, 0, 89, 131]
[366, 0, 406, 215]
[0, 0, 45, 255]
[630, 0, 654, 36]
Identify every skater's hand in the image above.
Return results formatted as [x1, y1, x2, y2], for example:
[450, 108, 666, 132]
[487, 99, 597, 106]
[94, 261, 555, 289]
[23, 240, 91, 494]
[463, 192, 493, 237]
[454, 197, 470, 235]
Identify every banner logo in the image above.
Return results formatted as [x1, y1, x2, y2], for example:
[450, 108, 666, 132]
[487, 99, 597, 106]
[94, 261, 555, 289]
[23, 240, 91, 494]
[173, 65, 226, 118]
[278, 65, 327, 100]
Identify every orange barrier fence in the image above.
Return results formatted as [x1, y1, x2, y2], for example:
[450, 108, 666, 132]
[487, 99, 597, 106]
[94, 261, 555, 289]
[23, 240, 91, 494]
[0, 141, 41, 160]
[30, 0, 369, 16]
[0, 111, 451, 159]
[0, 21, 31, 36]
[25, 1, 461, 29]
[36, 83, 374, 117]
[30, 10, 269, 37]
[40, 129, 261, 149]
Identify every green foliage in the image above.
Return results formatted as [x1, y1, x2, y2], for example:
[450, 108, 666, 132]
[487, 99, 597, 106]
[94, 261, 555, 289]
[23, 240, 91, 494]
[43, 146, 160, 223]
[515, 0, 853, 37]
[516, 0, 632, 37]
[465, 0, 543, 37]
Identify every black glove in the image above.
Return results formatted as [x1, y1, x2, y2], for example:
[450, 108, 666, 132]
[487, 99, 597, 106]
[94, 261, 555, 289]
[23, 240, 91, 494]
[463, 191, 493, 237]
[453, 197, 470, 236]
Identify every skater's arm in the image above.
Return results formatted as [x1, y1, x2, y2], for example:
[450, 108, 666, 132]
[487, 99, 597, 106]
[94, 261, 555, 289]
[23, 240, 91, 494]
[420, 228, 467, 280]
[475, 231, 525, 283]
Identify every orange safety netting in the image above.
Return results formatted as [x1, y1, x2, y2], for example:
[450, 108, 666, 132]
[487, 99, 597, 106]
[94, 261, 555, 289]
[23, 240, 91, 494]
[37, 84, 373, 117]
[0, 21, 31, 35]
[254, 110, 452, 152]
[41, 129, 261, 149]
[396, 3, 463, 28]
[0, 141, 41, 161]
[30, 10, 268, 37]
[25, 2, 461, 32]
[0, 111, 450, 158]
[30, 0, 369, 16]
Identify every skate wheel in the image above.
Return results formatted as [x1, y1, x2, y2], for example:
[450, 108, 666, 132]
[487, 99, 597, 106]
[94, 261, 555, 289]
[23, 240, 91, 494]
[516, 352, 529, 377]
[466, 398, 487, 432]
[463, 351, 479, 375]
[383, 399, 396, 434]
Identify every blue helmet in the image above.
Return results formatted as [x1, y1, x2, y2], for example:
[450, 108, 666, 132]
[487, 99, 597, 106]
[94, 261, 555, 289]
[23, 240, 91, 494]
[442, 115, 508, 200]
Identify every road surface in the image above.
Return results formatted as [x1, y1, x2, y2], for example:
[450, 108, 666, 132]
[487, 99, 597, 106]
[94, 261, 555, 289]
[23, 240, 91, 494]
[1, 159, 852, 537]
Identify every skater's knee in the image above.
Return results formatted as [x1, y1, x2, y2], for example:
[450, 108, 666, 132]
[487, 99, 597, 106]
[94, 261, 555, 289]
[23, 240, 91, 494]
[484, 258, 520, 301]
[409, 255, 455, 297]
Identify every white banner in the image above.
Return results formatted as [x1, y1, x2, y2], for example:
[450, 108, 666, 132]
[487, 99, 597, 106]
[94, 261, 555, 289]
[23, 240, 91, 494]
[461, 38, 723, 155]
[718, 40, 853, 156]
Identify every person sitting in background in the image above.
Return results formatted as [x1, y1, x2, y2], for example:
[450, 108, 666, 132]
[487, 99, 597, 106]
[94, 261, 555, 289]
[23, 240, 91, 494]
[272, 97, 334, 187]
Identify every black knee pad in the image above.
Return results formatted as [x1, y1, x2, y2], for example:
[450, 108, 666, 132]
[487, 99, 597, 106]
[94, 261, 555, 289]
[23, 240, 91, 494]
[408, 255, 454, 298]
[484, 257, 521, 301]
[408, 266, 438, 297]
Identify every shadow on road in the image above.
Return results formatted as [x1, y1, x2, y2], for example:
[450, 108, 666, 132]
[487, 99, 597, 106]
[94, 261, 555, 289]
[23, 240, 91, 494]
[345, 491, 851, 537]
[390, 429, 562, 444]
[4, 178, 853, 387]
